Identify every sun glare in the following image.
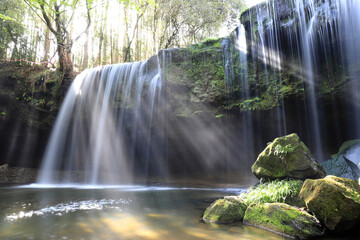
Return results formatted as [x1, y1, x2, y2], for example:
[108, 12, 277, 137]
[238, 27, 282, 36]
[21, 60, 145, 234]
[246, 0, 266, 7]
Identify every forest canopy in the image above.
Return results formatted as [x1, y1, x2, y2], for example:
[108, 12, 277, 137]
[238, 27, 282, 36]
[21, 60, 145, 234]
[0, 0, 245, 76]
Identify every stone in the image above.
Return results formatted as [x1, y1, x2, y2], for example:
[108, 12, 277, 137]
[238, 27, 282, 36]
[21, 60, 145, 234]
[331, 139, 360, 167]
[243, 202, 323, 239]
[251, 133, 325, 180]
[0, 164, 8, 170]
[299, 175, 360, 232]
[331, 139, 360, 158]
[321, 156, 360, 181]
[202, 196, 247, 224]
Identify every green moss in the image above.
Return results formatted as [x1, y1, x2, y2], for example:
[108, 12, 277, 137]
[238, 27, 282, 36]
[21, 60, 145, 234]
[252, 133, 325, 180]
[300, 176, 360, 231]
[190, 37, 223, 53]
[243, 203, 323, 239]
[164, 33, 308, 114]
[239, 179, 304, 206]
[203, 197, 247, 224]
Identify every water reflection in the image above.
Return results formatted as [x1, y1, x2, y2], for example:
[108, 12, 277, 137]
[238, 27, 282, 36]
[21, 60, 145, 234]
[0, 186, 286, 240]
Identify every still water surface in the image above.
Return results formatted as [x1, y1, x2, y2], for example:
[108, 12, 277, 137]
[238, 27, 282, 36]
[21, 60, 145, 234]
[0, 185, 288, 240]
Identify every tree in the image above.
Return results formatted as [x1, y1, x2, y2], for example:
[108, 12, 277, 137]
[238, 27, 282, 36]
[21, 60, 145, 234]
[1, 0, 244, 71]
[0, 0, 25, 59]
[24, 0, 92, 81]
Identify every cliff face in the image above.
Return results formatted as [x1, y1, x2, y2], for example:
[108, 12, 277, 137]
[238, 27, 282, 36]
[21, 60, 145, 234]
[153, 0, 360, 164]
[0, 63, 62, 168]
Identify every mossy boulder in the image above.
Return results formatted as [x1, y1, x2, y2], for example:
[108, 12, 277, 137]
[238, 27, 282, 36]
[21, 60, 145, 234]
[321, 156, 360, 181]
[251, 133, 325, 180]
[243, 203, 323, 239]
[299, 175, 360, 232]
[203, 196, 247, 224]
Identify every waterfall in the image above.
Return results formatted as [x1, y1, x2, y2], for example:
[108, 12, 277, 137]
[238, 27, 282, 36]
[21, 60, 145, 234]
[238, 24, 256, 164]
[242, 0, 360, 161]
[36, 0, 360, 185]
[37, 61, 162, 184]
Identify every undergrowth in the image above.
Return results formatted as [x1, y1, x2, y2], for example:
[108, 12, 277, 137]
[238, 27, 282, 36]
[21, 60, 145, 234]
[239, 180, 303, 205]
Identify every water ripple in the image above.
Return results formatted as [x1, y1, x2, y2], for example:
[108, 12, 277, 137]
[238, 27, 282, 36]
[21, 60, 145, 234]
[5, 199, 129, 222]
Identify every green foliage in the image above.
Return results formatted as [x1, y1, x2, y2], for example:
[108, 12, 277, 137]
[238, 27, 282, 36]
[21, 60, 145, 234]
[239, 180, 304, 205]
[0, 0, 25, 58]
[157, 0, 244, 48]
[279, 85, 293, 95]
[274, 144, 297, 157]
[239, 97, 260, 111]
[0, 13, 16, 21]
[189, 37, 223, 54]
[215, 114, 223, 118]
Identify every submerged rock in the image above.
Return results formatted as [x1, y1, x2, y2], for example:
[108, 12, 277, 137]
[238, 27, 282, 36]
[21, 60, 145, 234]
[202, 196, 247, 224]
[321, 156, 360, 181]
[299, 175, 360, 232]
[251, 133, 325, 180]
[243, 203, 323, 239]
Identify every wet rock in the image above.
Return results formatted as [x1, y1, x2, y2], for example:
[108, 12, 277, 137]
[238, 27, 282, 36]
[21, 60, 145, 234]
[331, 139, 360, 166]
[251, 133, 325, 180]
[299, 175, 360, 232]
[243, 202, 323, 239]
[321, 156, 360, 181]
[0, 164, 8, 170]
[0, 167, 38, 184]
[203, 196, 247, 224]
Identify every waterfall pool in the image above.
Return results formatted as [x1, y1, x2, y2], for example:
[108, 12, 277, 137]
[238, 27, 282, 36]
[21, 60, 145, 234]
[0, 185, 287, 240]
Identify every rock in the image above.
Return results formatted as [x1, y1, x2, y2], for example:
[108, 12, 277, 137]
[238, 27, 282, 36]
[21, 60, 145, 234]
[321, 156, 360, 181]
[331, 139, 360, 158]
[331, 139, 360, 166]
[251, 133, 325, 180]
[0, 164, 8, 170]
[202, 196, 247, 224]
[299, 175, 360, 232]
[243, 203, 323, 239]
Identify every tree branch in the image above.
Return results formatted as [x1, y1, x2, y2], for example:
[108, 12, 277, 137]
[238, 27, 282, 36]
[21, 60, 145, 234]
[71, 0, 91, 44]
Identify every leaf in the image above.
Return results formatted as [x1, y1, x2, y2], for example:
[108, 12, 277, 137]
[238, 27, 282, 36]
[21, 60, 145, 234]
[146, 0, 156, 6]
[0, 13, 16, 22]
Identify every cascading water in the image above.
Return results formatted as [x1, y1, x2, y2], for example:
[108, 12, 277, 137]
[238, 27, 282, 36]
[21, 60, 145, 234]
[241, 0, 360, 161]
[237, 24, 256, 166]
[36, 0, 360, 185]
[253, 1, 287, 137]
[37, 61, 162, 184]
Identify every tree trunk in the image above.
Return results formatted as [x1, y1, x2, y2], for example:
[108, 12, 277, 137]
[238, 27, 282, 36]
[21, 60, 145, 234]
[43, 27, 51, 63]
[53, 4, 73, 79]
[82, 28, 89, 70]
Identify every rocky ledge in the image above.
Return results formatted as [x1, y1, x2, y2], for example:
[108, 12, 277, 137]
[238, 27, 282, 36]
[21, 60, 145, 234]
[0, 166, 38, 184]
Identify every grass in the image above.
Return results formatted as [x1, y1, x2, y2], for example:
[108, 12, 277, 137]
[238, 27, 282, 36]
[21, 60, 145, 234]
[239, 179, 303, 205]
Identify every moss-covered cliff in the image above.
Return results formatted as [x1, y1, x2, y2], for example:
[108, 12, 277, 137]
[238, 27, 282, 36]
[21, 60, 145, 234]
[0, 62, 64, 168]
